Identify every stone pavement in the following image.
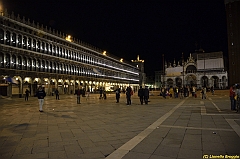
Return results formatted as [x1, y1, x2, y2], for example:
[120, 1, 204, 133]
[0, 90, 239, 159]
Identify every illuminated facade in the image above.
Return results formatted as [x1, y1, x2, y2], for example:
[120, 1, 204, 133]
[0, 10, 139, 97]
[161, 51, 228, 89]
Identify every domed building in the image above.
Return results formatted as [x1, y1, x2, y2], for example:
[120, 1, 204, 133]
[162, 50, 228, 89]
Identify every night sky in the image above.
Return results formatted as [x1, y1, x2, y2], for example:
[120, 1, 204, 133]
[1, 0, 228, 76]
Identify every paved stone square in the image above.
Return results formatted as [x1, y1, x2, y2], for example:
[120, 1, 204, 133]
[0, 90, 240, 159]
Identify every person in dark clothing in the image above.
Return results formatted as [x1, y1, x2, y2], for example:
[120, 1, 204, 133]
[99, 88, 103, 99]
[25, 89, 30, 101]
[126, 86, 132, 105]
[55, 89, 59, 100]
[115, 88, 121, 103]
[138, 86, 144, 105]
[144, 86, 150, 104]
[75, 88, 82, 104]
[36, 86, 46, 112]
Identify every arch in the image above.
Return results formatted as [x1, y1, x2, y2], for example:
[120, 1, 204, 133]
[186, 65, 197, 74]
[5, 53, 10, 68]
[41, 60, 45, 72]
[32, 39, 36, 51]
[222, 76, 227, 89]
[175, 77, 182, 87]
[17, 56, 22, 70]
[167, 78, 174, 87]
[12, 33, 16, 47]
[27, 37, 32, 50]
[0, 29, 4, 44]
[23, 36, 27, 49]
[201, 76, 208, 87]
[37, 40, 40, 52]
[0, 52, 3, 68]
[17, 34, 22, 48]
[27, 57, 32, 71]
[37, 59, 41, 72]
[22, 56, 27, 70]
[32, 58, 36, 71]
[12, 55, 17, 69]
[211, 76, 219, 89]
[41, 41, 45, 53]
[186, 74, 197, 87]
[6, 31, 10, 45]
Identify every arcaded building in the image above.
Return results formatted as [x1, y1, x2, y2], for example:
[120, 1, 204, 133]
[0, 10, 140, 97]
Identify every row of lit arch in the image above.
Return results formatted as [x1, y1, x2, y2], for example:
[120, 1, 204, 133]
[0, 29, 138, 75]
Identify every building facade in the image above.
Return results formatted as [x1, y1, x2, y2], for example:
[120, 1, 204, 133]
[161, 51, 228, 89]
[0, 10, 140, 97]
[225, 0, 240, 85]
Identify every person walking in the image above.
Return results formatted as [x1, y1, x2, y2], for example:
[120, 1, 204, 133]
[36, 86, 46, 112]
[138, 86, 144, 104]
[25, 89, 30, 101]
[126, 86, 132, 105]
[75, 88, 82, 104]
[144, 86, 150, 104]
[55, 89, 59, 100]
[230, 85, 236, 110]
[115, 88, 120, 103]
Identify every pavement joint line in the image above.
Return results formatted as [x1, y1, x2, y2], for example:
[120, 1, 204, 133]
[159, 125, 234, 131]
[201, 106, 237, 115]
[225, 119, 240, 137]
[211, 101, 222, 112]
[105, 99, 186, 159]
[201, 106, 207, 115]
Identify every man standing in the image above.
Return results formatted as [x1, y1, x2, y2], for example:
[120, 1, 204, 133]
[144, 86, 150, 104]
[25, 89, 30, 101]
[36, 86, 46, 112]
[138, 86, 144, 105]
[115, 87, 121, 103]
[126, 86, 132, 105]
[55, 89, 59, 100]
[230, 85, 236, 110]
[75, 88, 82, 104]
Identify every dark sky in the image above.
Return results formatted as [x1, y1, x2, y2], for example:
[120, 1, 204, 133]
[1, 0, 228, 76]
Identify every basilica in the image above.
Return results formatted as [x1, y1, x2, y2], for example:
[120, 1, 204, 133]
[161, 50, 228, 89]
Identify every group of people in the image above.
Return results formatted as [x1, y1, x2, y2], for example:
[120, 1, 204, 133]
[160, 86, 207, 100]
[229, 84, 240, 111]
[114, 86, 149, 105]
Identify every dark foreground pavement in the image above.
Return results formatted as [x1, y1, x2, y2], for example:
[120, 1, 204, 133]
[0, 90, 239, 159]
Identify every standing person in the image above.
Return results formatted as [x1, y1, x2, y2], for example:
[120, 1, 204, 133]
[138, 86, 144, 104]
[211, 86, 215, 95]
[55, 89, 59, 100]
[115, 87, 121, 103]
[36, 86, 46, 112]
[86, 88, 90, 100]
[99, 88, 103, 99]
[230, 85, 236, 110]
[162, 87, 167, 99]
[201, 87, 207, 99]
[126, 86, 132, 105]
[144, 86, 150, 104]
[25, 89, 30, 101]
[75, 88, 82, 104]
[103, 89, 107, 99]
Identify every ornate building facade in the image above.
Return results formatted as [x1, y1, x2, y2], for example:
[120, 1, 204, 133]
[161, 50, 228, 89]
[0, 10, 140, 97]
